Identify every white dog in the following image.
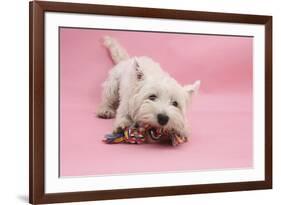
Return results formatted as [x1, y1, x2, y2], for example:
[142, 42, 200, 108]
[97, 36, 200, 138]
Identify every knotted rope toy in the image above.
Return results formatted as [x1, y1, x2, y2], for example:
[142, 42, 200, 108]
[103, 123, 188, 146]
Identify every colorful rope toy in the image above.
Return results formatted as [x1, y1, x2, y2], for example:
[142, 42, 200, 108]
[103, 124, 188, 146]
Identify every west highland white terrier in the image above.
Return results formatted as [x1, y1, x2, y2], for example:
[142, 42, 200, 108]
[97, 36, 200, 139]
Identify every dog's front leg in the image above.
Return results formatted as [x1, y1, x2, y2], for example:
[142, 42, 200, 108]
[113, 99, 132, 131]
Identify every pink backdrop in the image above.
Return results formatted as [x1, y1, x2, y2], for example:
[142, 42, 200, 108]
[60, 28, 253, 176]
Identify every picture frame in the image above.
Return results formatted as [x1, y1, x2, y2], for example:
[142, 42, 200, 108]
[29, 1, 272, 204]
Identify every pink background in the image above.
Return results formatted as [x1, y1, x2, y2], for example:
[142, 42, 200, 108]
[60, 28, 253, 177]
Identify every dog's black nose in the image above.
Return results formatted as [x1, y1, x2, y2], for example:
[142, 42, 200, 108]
[157, 114, 169, 126]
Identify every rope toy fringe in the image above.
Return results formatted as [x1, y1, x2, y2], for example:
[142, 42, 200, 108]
[103, 124, 187, 146]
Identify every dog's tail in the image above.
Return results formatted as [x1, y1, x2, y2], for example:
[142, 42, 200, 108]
[103, 36, 130, 64]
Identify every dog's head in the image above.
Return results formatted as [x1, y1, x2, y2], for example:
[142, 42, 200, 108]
[129, 59, 200, 137]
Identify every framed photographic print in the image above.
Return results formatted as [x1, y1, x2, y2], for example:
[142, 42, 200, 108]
[29, 1, 272, 204]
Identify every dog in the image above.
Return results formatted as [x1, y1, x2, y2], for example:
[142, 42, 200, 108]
[97, 36, 200, 139]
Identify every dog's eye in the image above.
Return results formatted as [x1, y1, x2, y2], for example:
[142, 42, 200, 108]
[148, 94, 157, 101]
[172, 101, 178, 107]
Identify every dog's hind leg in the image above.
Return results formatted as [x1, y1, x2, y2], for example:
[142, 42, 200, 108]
[96, 71, 119, 119]
[97, 36, 129, 119]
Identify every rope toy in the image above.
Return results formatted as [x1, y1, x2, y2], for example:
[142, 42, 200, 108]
[103, 124, 188, 146]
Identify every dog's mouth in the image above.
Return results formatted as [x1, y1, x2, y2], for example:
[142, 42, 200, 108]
[147, 127, 163, 141]
[137, 121, 175, 132]
[123, 122, 187, 146]
[145, 125, 187, 146]
[136, 122, 180, 140]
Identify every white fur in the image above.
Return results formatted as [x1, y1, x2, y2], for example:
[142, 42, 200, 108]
[103, 35, 130, 64]
[97, 36, 200, 138]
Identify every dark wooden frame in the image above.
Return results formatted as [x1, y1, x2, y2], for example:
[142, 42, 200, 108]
[29, 1, 272, 204]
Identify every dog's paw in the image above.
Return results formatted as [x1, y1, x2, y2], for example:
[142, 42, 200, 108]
[180, 126, 191, 141]
[96, 107, 116, 119]
[113, 117, 131, 131]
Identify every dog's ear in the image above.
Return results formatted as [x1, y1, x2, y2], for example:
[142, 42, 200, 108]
[134, 58, 144, 80]
[184, 80, 200, 98]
